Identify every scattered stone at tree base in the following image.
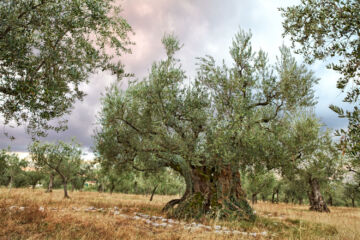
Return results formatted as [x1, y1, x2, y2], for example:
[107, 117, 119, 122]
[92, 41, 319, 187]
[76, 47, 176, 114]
[5, 205, 270, 237]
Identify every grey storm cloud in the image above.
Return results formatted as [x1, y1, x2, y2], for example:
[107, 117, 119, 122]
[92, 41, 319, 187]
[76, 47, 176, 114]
[0, 0, 348, 153]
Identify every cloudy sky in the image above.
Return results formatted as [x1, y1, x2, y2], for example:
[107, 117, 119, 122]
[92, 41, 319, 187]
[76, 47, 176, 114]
[1, 0, 348, 156]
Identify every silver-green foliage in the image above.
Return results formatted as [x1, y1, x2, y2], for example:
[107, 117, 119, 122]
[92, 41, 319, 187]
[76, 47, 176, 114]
[0, 0, 132, 137]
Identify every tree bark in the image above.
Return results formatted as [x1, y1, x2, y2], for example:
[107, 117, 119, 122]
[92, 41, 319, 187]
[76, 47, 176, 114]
[163, 165, 255, 221]
[251, 193, 257, 204]
[8, 176, 13, 191]
[327, 195, 333, 206]
[110, 183, 115, 194]
[308, 177, 330, 212]
[46, 173, 54, 193]
[63, 179, 70, 199]
[272, 192, 276, 203]
[149, 184, 159, 201]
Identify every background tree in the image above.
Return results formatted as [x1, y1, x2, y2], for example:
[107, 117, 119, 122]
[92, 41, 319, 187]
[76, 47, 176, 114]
[0, 149, 27, 190]
[271, 179, 283, 204]
[343, 179, 360, 207]
[95, 30, 318, 221]
[29, 140, 82, 198]
[279, 113, 342, 212]
[69, 161, 94, 191]
[244, 169, 276, 204]
[0, 150, 7, 185]
[282, 177, 307, 205]
[25, 169, 44, 190]
[0, 0, 132, 137]
[280, 0, 360, 180]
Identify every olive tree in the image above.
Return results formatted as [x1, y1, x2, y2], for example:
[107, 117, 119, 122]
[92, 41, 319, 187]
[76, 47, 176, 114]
[244, 170, 276, 204]
[0, 0, 132, 137]
[0, 149, 27, 190]
[29, 140, 82, 198]
[279, 113, 342, 212]
[26, 170, 45, 189]
[281, 0, 360, 180]
[94, 30, 318, 221]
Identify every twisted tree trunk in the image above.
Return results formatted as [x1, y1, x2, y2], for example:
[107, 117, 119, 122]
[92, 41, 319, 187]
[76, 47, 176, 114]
[308, 177, 329, 212]
[163, 165, 255, 221]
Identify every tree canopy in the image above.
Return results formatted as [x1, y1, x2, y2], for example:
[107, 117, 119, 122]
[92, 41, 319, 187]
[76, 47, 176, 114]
[0, 0, 132, 137]
[29, 140, 82, 198]
[94, 30, 319, 220]
[280, 0, 360, 178]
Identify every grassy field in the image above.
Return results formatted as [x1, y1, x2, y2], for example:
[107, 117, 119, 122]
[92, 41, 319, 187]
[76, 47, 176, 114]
[0, 188, 359, 240]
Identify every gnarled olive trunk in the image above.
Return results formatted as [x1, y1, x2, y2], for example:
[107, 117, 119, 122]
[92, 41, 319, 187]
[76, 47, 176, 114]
[163, 165, 255, 221]
[308, 178, 329, 212]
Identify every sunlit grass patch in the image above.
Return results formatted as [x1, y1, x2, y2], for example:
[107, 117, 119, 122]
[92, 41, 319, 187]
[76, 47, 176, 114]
[1, 188, 359, 239]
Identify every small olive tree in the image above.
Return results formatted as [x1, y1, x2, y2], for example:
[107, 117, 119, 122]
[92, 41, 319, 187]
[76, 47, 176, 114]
[29, 140, 82, 198]
[279, 113, 342, 212]
[0, 149, 27, 190]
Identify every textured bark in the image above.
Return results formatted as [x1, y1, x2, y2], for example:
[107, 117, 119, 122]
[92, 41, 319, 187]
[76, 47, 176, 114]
[46, 173, 54, 193]
[308, 178, 330, 212]
[163, 165, 255, 221]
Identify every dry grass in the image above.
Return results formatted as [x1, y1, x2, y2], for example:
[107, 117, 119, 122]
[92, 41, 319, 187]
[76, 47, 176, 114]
[0, 188, 358, 240]
[253, 201, 360, 240]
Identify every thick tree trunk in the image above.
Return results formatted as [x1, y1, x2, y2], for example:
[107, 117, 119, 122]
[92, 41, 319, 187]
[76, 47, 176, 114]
[149, 184, 159, 202]
[46, 173, 54, 193]
[308, 178, 330, 212]
[351, 198, 355, 207]
[163, 165, 255, 221]
[63, 179, 70, 199]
